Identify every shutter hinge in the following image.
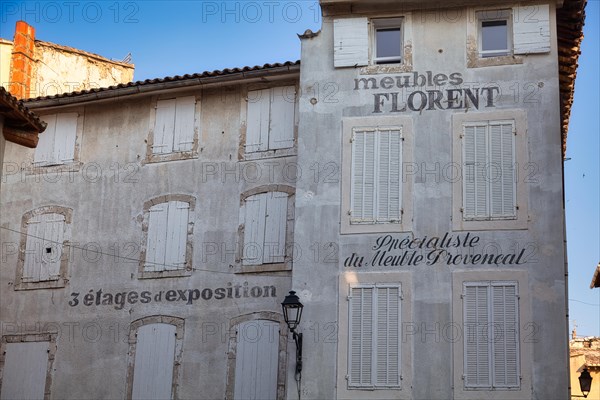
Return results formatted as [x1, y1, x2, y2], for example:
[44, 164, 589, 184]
[345, 375, 349, 381]
[401, 137, 405, 141]
[461, 375, 465, 380]
[400, 209, 404, 215]
[460, 294, 465, 299]
[459, 134, 464, 139]
[348, 210, 352, 216]
[400, 291, 404, 300]
[460, 208, 464, 213]
[515, 205, 520, 210]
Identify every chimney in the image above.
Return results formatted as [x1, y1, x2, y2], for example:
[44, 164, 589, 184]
[9, 21, 35, 99]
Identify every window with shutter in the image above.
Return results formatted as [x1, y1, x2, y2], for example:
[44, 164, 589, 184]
[462, 121, 516, 221]
[153, 96, 196, 155]
[463, 281, 520, 389]
[34, 113, 78, 166]
[0, 339, 54, 400]
[246, 86, 296, 154]
[145, 201, 189, 272]
[22, 212, 66, 284]
[348, 285, 401, 389]
[350, 127, 402, 224]
[242, 192, 288, 266]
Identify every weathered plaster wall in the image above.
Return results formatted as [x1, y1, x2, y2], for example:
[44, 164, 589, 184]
[293, 3, 567, 400]
[30, 41, 134, 98]
[0, 83, 296, 399]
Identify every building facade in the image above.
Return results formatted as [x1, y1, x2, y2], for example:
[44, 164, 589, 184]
[0, 0, 586, 399]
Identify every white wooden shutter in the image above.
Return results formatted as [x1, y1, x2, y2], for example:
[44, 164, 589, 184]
[269, 86, 296, 150]
[491, 283, 519, 388]
[173, 96, 196, 152]
[263, 192, 288, 264]
[463, 283, 491, 388]
[243, 193, 267, 265]
[463, 124, 489, 219]
[513, 4, 550, 54]
[34, 114, 57, 166]
[145, 203, 168, 272]
[349, 286, 374, 387]
[24, 216, 43, 282]
[40, 213, 64, 281]
[489, 122, 516, 218]
[376, 128, 402, 222]
[164, 201, 189, 270]
[131, 323, 176, 400]
[333, 18, 369, 67]
[246, 89, 270, 153]
[0, 341, 49, 400]
[233, 320, 279, 400]
[153, 99, 176, 154]
[375, 286, 401, 387]
[55, 113, 78, 163]
[351, 129, 377, 223]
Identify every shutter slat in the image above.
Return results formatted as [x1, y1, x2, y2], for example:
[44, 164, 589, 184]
[24, 217, 43, 281]
[246, 89, 270, 153]
[34, 114, 57, 166]
[243, 194, 267, 265]
[513, 5, 551, 54]
[146, 203, 168, 271]
[164, 201, 189, 270]
[269, 86, 296, 150]
[0, 342, 49, 400]
[263, 192, 288, 263]
[56, 113, 78, 163]
[333, 18, 369, 67]
[153, 99, 176, 154]
[173, 96, 196, 152]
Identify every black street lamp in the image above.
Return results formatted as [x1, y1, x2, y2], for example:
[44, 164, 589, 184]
[578, 367, 593, 398]
[282, 290, 303, 376]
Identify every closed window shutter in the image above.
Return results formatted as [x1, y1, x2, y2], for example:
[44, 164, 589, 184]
[513, 4, 550, 54]
[333, 18, 369, 67]
[489, 122, 516, 218]
[463, 124, 489, 219]
[377, 128, 402, 222]
[491, 283, 519, 388]
[269, 86, 296, 150]
[349, 287, 374, 387]
[41, 213, 65, 281]
[351, 129, 376, 222]
[464, 282, 519, 389]
[233, 320, 279, 400]
[375, 286, 401, 387]
[164, 201, 189, 270]
[131, 323, 176, 400]
[34, 114, 57, 166]
[243, 193, 267, 265]
[263, 192, 288, 264]
[0, 341, 50, 400]
[55, 113, 78, 163]
[349, 285, 401, 388]
[24, 217, 43, 282]
[145, 203, 168, 271]
[153, 99, 176, 154]
[464, 283, 491, 387]
[173, 96, 196, 152]
[246, 89, 270, 153]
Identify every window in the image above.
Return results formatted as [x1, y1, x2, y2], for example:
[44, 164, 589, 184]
[126, 316, 184, 400]
[16, 206, 71, 290]
[34, 113, 78, 166]
[341, 116, 413, 234]
[348, 285, 401, 389]
[462, 281, 520, 389]
[452, 110, 527, 231]
[238, 187, 294, 272]
[462, 120, 516, 220]
[245, 86, 296, 154]
[478, 10, 511, 58]
[0, 334, 57, 400]
[147, 96, 198, 163]
[373, 19, 403, 64]
[140, 195, 195, 279]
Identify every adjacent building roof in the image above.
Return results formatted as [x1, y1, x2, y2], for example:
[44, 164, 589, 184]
[591, 263, 600, 289]
[0, 86, 46, 148]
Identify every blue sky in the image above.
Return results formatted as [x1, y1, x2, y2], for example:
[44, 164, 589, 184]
[1, 1, 598, 336]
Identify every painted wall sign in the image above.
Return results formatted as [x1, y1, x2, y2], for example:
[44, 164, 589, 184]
[344, 233, 528, 268]
[353, 71, 500, 113]
[68, 282, 277, 310]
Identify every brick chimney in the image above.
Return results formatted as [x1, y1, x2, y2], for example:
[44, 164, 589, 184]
[9, 21, 35, 99]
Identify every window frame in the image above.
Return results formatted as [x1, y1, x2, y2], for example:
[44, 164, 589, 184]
[477, 10, 512, 58]
[236, 185, 295, 273]
[145, 94, 200, 164]
[371, 18, 404, 65]
[241, 83, 298, 161]
[452, 271, 531, 400]
[125, 316, 184, 400]
[225, 312, 288, 400]
[341, 116, 413, 234]
[337, 272, 412, 400]
[138, 194, 195, 279]
[15, 206, 72, 290]
[452, 110, 528, 231]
